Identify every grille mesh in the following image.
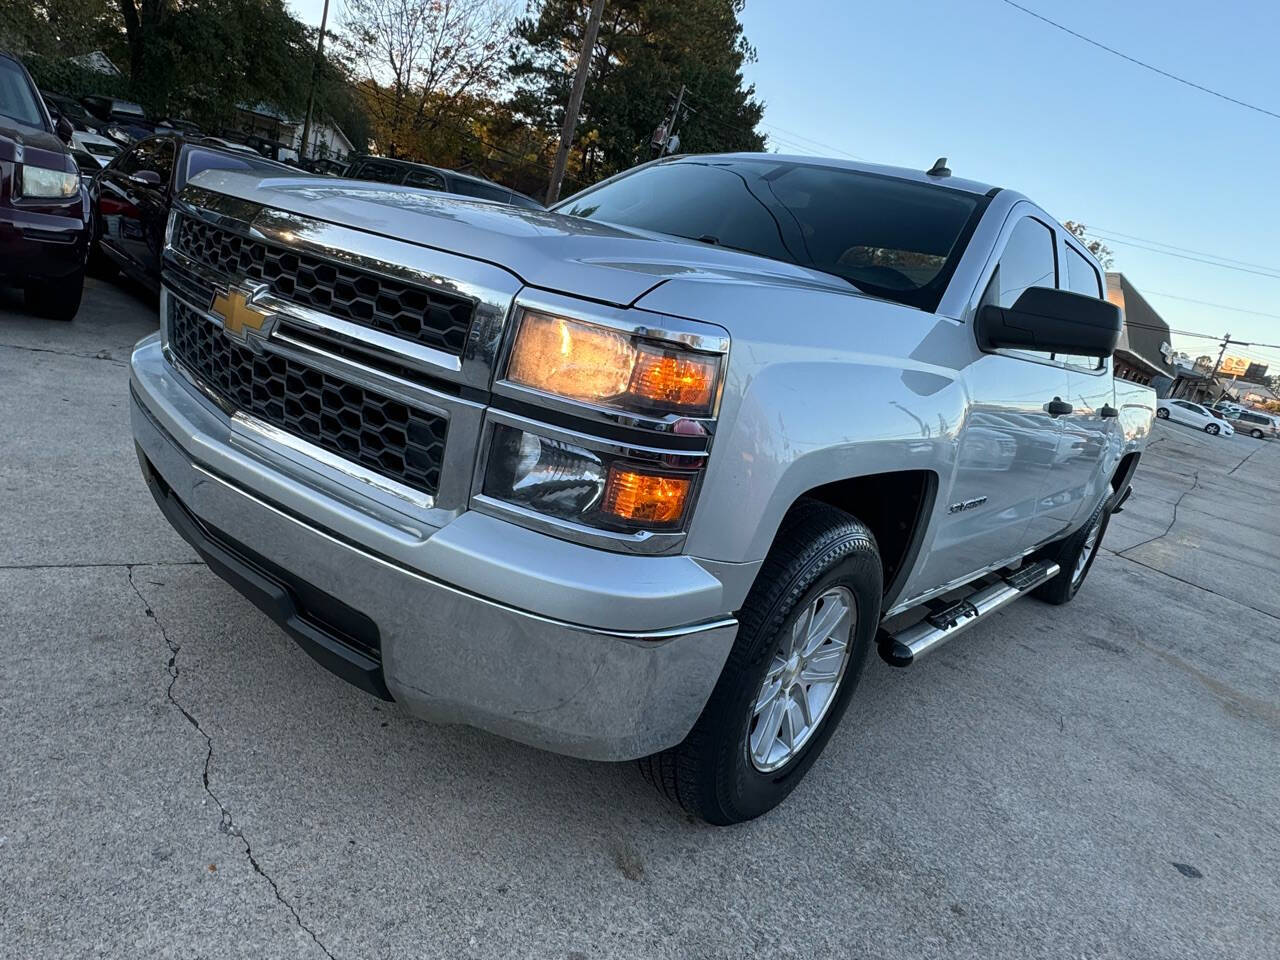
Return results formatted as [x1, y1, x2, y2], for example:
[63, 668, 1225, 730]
[173, 216, 474, 355]
[168, 299, 446, 496]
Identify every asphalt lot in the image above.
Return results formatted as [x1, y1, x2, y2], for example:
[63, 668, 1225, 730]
[3, 277, 1279, 959]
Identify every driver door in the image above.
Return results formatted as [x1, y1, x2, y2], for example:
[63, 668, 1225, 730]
[914, 211, 1070, 592]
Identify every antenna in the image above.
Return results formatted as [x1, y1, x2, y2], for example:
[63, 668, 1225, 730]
[927, 157, 951, 177]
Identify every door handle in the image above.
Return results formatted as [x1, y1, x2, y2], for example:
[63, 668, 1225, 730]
[1047, 397, 1074, 417]
[1100, 404, 1119, 419]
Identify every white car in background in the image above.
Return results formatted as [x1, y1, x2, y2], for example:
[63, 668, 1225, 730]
[71, 130, 122, 168]
[1157, 398, 1235, 436]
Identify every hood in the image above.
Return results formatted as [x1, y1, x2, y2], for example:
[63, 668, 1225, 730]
[188, 170, 856, 307]
[0, 120, 74, 172]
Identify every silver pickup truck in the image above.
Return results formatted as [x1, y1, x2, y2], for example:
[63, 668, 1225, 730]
[129, 154, 1154, 823]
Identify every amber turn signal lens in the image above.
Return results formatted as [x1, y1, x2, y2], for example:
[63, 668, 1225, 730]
[602, 466, 692, 527]
[507, 310, 721, 416]
[507, 312, 636, 403]
[629, 345, 717, 413]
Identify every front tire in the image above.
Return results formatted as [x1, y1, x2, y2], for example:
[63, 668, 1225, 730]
[1205, 423, 1220, 435]
[1156, 408, 1170, 419]
[639, 501, 881, 825]
[24, 269, 84, 321]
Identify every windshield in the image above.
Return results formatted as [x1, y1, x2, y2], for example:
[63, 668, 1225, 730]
[0, 59, 47, 130]
[558, 158, 986, 310]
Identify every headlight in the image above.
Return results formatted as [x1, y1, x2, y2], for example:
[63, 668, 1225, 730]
[506, 311, 721, 416]
[106, 125, 130, 144]
[19, 165, 80, 198]
[483, 424, 698, 531]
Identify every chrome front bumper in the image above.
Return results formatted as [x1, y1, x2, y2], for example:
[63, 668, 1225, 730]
[130, 334, 739, 760]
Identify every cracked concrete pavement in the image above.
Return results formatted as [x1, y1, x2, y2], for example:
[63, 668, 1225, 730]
[3, 279, 1279, 958]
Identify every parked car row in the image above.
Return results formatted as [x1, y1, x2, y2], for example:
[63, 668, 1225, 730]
[1155, 398, 1280, 439]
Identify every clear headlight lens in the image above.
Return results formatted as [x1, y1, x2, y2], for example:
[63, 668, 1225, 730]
[483, 425, 697, 531]
[506, 311, 720, 416]
[19, 165, 79, 198]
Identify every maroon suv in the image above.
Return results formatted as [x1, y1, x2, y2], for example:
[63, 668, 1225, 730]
[0, 51, 91, 320]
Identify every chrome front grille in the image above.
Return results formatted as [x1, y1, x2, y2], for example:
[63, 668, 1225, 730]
[168, 298, 447, 497]
[173, 215, 475, 356]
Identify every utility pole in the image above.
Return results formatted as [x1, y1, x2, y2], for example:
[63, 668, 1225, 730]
[665, 84, 686, 154]
[546, 0, 606, 206]
[651, 85, 689, 157]
[1212, 335, 1231, 375]
[1212, 334, 1232, 402]
[299, 0, 331, 164]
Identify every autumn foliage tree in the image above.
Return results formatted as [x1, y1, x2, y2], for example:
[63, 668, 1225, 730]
[343, 0, 514, 158]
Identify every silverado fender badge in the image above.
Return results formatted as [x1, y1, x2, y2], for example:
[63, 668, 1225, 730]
[210, 284, 275, 348]
[949, 496, 988, 514]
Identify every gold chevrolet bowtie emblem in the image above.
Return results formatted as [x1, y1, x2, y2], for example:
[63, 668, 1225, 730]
[210, 287, 271, 341]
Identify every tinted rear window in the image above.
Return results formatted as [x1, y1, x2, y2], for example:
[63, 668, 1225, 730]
[451, 178, 511, 203]
[558, 158, 985, 310]
[351, 160, 405, 184]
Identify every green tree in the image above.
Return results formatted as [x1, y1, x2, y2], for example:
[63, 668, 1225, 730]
[509, 0, 765, 186]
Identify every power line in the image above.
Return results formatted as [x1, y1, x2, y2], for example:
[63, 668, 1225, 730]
[1088, 226, 1280, 274]
[1144, 291, 1280, 322]
[997, 0, 1280, 121]
[1092, 234, 1280, 281]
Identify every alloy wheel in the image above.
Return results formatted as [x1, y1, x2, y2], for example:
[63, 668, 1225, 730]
[748, 586, 855, 773]
[1073, 516, 1103, 587]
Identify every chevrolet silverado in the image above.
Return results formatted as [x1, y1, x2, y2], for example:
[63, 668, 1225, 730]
[129, 154, 1154, 824]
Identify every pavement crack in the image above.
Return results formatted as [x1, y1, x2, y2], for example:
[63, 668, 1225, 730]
[125, 565, 338, 960]
[1117, 470, 1199, 556]
[1228, 444, 1266, 477]
[0, 342, 129, 366]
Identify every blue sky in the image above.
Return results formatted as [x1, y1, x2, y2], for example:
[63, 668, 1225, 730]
[290, 0, 1280, 369]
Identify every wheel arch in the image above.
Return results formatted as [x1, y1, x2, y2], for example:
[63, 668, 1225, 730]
[775, 470, 938, 610]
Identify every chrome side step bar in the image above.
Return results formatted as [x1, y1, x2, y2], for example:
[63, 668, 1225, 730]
[878, 560, 1060, 668]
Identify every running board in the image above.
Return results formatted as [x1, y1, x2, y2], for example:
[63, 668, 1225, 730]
[877, 560, 1060, 668]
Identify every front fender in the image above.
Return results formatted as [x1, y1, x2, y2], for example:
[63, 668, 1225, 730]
[635, 278, 970, 564]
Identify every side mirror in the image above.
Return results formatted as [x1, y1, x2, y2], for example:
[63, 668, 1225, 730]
[128, 170, 163, 187]
[56, 115, 75, 145]
[976, 287, 1122, 358]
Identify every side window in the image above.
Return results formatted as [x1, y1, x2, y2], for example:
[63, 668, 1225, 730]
[986, 216, 1057, 309]
[1058, 246, 1106, 371]
[403, 169, 445, 190]
[1064, 246, 1103, 298]
[114, 144, 142, 175]
[128, 138, 175, 186]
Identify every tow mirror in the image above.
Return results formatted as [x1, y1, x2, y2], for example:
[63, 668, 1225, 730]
[976, 287, 1122, 358]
